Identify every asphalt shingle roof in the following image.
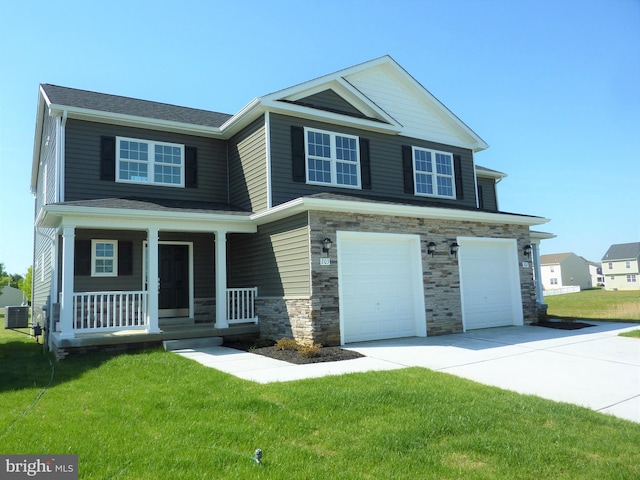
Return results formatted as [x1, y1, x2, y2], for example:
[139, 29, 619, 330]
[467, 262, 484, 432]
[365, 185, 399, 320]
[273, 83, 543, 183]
[41, 84, 233, 128]
[602, 242, 640, 261]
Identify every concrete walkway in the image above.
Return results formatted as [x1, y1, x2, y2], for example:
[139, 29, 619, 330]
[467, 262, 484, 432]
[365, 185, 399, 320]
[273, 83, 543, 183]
[173, 321, 640, 423]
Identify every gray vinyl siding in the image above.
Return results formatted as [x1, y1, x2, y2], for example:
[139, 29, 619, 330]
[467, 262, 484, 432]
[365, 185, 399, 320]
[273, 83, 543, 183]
[228, 117, 268, 211]
[269, 113, 477, 209]
[228, 212, 310, 296]
[477, 177, 498, 211]
[33, 114, 59, 317]
[71, 230, 215, 297]
[64, 119, 228, 203]
[294, 90, 365, 117]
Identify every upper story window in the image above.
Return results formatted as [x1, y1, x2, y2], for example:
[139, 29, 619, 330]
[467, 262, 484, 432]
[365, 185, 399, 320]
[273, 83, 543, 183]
[305, 128, 361, 188]
[116, 137, 185, 187]
[626, 261, 631, 269]
[412, 147, 456, 199]
[608, 262, 613, 269]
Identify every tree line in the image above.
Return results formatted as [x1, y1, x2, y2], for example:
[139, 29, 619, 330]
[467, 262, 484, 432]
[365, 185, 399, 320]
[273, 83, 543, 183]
[0, 262, 32, 304]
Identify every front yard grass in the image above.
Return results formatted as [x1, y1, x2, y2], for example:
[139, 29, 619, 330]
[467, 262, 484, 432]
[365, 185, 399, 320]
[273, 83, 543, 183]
[1, 328, 639, 479]
[545, 289, 640, 321]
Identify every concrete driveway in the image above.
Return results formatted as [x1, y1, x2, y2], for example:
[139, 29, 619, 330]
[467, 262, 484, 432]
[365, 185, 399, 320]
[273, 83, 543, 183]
[174, 321, 640, 423]
[346, 321, 640, 423]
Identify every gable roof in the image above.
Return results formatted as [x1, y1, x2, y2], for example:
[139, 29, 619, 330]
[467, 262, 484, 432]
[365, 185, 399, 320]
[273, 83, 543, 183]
[602, 242, 640, 261]
[258, 56, 489, 152]
[540, 252, 575, 265]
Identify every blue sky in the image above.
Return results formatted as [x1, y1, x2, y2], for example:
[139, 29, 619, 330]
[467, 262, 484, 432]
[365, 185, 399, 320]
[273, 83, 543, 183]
[1, 0, 638, 275]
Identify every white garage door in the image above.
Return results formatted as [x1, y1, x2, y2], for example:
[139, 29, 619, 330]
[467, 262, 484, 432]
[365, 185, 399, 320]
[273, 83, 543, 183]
[338, 232, 426, 344]
[458, 238, 524, 330]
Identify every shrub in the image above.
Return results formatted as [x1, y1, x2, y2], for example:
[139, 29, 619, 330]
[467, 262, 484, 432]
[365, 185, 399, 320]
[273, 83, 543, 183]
[275, 338, 299, 351]
[298, 343, 322, 358]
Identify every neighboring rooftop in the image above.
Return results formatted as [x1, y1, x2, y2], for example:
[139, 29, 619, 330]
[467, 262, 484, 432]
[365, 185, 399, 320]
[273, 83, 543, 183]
[602, 242, 640, 261]
[540, 252, 574, 264]
[41, 84, 233, 128]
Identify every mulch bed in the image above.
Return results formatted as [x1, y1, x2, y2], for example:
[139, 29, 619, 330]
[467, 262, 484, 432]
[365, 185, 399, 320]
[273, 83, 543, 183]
[533, 320, 596, 330]
[223, 339, 364, 364]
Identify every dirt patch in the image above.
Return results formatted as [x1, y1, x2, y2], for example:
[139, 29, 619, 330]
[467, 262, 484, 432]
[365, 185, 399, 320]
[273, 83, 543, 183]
[223, 338, 364, 365]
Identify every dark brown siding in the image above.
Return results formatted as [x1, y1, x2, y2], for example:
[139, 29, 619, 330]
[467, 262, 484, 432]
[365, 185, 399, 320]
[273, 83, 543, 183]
[269, 113, 477, 209]
[64, 119, 228, 203]
[228, 213, 310, 296]
[477, 177, 498, 211]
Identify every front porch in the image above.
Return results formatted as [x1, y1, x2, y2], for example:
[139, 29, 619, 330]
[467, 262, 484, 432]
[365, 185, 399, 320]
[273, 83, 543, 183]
[49, 287, 259, 357]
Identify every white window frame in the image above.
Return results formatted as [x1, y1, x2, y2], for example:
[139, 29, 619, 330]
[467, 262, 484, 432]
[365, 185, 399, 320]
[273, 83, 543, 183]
[626, 261, 631, 269]
[91, 240, 118, 277]
[627, 274, 637, 283]
[550, 278, 558, 285]
[304, 127, 361, 189]
[116, 136, 185, 188]
[412, 146, 456, 199]
[608, 262, 613, 269]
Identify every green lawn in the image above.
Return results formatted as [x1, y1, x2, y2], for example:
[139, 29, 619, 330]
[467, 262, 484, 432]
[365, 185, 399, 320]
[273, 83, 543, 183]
[1, 328, 638, 479]
[545, 289, 640, 321]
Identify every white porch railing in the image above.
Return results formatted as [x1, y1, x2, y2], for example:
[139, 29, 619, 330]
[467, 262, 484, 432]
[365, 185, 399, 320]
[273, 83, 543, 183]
[72, 291, 148, 332]
[227, 287, 258, 324]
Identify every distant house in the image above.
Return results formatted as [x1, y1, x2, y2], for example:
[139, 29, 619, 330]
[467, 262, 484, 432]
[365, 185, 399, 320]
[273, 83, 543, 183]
[588, 262, 604, 288]
[601, 242, 640, 291]
[0, 286, 25, 308]
[540, 253, 592, 291]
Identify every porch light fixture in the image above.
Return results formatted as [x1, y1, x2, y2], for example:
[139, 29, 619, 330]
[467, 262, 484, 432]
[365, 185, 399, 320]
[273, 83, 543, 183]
[523, 244, 532, 258]
[322, 237, 333, 253]
[427, 241, 437, 257]
[450, 242, 459, 257]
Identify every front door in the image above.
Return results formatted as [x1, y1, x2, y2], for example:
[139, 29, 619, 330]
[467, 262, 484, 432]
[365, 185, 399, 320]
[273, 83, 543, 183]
[159, 244, 190, 318]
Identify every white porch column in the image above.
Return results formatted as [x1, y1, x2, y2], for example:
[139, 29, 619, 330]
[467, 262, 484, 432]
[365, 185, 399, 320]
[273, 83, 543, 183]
[531, 241, 545, 305]
[147, 228, 161, 333]
[59, 226, 75, 339]
[215, 230, 228, 329]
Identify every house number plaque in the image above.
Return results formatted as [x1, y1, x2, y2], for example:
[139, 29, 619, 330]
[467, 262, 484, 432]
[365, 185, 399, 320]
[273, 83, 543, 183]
[320, 258, 331, 266]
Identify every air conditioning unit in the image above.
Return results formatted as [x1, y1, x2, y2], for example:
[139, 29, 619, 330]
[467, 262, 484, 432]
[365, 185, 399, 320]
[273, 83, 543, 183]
[4, 306, 29, 328]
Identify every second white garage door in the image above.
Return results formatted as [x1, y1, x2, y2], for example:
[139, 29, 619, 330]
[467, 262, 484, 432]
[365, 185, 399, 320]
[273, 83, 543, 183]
[458, 237, 524, 330]
[338, 232, 426, 344]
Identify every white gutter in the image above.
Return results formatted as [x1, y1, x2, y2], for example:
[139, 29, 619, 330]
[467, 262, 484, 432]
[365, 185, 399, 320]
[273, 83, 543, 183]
[251, 196, 550, 227]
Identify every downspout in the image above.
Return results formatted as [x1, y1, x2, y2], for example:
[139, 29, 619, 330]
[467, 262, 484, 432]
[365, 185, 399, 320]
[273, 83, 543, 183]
[58, 111, 67, 202]
[471, 152, 479, 208]
[265, 112, 272, 209]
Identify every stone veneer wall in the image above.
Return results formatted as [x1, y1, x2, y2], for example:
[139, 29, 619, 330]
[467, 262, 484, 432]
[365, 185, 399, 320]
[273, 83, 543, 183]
[305, 211, 536, 345]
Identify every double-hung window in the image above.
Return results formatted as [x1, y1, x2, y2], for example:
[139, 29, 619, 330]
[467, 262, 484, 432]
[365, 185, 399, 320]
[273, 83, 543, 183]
[412, 146, 456, 198]
[116, 137, 185, 187]
[91, 240, 117, 277]
[305, 127, 361, 188]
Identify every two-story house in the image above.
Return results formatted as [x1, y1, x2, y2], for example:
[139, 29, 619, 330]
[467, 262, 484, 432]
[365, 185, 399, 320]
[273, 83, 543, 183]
[540, 252, 593, 292]
[601, 242, 640, 290]
[31, 56, 550, 357]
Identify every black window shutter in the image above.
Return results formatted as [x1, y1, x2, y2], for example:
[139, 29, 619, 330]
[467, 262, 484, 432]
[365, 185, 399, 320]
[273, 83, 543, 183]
[75, 240, 91, 276]
[118, 241, 133, 276]
[185, 146, 197, 188]
[100, 136, 116, 181]
[291, 126, 306, 182]
[359, 138, 371, 190]
[477, 184, 484, 209]
[402, 145, 414, 194]
[453, 154, 463, 200]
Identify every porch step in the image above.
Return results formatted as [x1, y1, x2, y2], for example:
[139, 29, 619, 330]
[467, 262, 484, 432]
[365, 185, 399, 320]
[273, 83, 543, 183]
[163, 337, 223, 351]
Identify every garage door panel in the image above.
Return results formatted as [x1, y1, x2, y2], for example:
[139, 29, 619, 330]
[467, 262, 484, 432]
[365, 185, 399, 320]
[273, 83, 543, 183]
[339, 233, 426, 343]
[459, 239, 523, 330]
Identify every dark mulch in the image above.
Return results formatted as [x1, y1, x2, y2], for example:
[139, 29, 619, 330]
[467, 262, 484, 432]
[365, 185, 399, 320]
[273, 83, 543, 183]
[533, 320, 596, 330]
[223, 338, 364, 364]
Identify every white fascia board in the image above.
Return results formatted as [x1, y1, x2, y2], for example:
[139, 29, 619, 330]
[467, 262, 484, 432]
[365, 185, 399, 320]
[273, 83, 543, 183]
[260, 99, 402, 134]
[252, 197, 550, 227]
[31, 88, 48, 193]
[37, 205, 256, 233]
[47, 104, 224, 138]
[530, 231, 556, 243]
